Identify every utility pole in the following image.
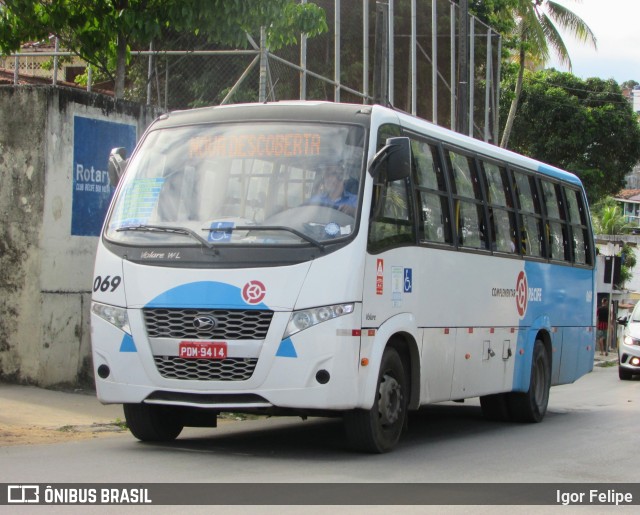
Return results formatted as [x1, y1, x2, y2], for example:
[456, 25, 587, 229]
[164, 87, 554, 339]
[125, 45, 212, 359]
[373, 1, 389, 105]
[456, 0, 469, 134]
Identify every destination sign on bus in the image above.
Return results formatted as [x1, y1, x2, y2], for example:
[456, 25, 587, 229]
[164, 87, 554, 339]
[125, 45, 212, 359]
[189, 133, 322, 159]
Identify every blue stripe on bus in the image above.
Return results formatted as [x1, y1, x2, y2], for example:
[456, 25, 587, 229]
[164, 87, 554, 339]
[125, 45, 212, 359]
[512, 261, 594, 391]
[276, 337, 298, 358]
[119, 334, 137, 353]
[144, 281, 268, 310]
[536, 164, 582, 186]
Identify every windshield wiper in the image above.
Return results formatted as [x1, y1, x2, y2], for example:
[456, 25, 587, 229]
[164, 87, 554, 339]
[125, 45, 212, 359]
[116, 224, 213, 247]
[203, 225, 325, 251]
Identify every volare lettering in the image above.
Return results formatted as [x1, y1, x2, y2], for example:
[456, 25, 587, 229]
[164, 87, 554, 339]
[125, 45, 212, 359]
[140, 251, 165, 259]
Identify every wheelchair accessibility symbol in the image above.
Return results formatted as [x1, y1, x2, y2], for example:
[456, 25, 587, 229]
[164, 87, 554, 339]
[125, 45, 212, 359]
[208, 221, 234, 242]
[404, 268, 412, 293]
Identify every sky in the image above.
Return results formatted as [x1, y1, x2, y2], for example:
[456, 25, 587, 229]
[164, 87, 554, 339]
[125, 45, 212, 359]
[545, 0, 640, 83]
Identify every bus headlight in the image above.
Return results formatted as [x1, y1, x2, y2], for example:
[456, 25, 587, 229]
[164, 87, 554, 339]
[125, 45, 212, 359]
[91, 302, 131, 334]
[283, 303, 354, 339]
[624, 335, 640, 346]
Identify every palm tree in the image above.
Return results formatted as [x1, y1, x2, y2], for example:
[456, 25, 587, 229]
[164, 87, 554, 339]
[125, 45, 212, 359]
[595, 206, 630, 236]
[500, 0, 597, 149]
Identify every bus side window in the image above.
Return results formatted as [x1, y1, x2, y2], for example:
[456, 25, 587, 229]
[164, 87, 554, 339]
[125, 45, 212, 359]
[489, 208, 517, 253]
[513, 171, 544, 258]
[482, 161, 517, 254]
[368, 175, 414, 251]
[547, 221, 569, 261]
[411, 139, 452, 245]
[541, 181, 562, 219]
[565, 186, 592, 265]
[449, 151, 481, 199]
[454, 200, 485, 248]
[368, 124, 415, 252]
[447, 150, 486, 250]
[520, 215, 544, 257]
[541, 180, 570, 262]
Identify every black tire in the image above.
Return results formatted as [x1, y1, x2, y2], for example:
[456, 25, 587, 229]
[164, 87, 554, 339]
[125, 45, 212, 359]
[123, 403, 184, 442]
[507, 340, 551, 423]
[619, 366, 633, 381]
[480, 393, 510, 421]
[344, 347, 408, 453]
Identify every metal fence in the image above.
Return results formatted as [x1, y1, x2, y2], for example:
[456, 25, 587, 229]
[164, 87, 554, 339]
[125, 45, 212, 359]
[1, 0, 502, 143]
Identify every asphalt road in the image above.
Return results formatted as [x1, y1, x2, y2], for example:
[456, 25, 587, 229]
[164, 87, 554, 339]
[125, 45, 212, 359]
[1, 365, 638, 488]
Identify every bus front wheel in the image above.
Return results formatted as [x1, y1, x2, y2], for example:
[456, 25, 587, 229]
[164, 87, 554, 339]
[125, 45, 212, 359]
[344, 346, 407, 453]
[507, 340, 551, 423]
[123, 403, 184, 442]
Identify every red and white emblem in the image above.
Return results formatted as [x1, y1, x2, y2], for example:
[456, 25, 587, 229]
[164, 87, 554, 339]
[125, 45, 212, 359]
[242, 280, 266, 304]
[515, 271, 528, 317]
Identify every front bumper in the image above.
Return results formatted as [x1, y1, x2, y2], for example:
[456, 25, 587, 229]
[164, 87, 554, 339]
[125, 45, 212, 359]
[91, 307, 367, 411]
[619, 337, 640, 374]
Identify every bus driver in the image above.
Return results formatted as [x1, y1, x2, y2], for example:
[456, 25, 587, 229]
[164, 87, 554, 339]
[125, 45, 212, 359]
[309, 161, 357, 216]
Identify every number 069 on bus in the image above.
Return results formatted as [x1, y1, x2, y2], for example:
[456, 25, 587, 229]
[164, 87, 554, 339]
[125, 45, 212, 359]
[179, 341, 227, 360]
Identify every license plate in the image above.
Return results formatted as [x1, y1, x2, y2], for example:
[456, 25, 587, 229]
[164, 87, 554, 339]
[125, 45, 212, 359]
[179, 341, 227, 360]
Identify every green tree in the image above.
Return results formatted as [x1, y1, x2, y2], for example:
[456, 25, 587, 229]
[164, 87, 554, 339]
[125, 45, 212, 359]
[502, 70, 640, 203]
[593, 205, 630, 235]
[499, 0, 596, 149]
[591, 199, 637, 287]
[619, 243, 637, 287]
[621, 80, 639, 90]
[0, 0, 327, 98]
[469, 0, 519, 35]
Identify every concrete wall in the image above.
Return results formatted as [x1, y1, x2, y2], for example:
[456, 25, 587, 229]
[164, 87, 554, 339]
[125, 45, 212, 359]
[0, 86, 157, 387]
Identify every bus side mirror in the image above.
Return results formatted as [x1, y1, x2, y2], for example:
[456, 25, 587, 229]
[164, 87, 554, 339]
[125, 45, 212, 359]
[617, 316, 628, 327]
[108, 147, 128, 187]
[370, 136, 411, 182]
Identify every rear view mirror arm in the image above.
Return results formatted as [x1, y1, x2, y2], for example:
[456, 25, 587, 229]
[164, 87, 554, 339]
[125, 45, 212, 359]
[108, 147, 128, 187]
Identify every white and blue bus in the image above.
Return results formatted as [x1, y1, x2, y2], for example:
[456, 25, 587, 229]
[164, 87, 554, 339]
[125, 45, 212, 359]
[91, 102, 595, 452]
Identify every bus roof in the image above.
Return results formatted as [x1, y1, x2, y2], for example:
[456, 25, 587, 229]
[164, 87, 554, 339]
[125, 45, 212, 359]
[150, 101, 374, 130]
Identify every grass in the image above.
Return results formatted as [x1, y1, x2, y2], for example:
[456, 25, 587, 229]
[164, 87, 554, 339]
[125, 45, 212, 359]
[113, 418, 128, 430]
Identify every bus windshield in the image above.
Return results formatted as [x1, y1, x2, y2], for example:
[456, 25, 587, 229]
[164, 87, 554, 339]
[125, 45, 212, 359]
[105, 122, 366, 247]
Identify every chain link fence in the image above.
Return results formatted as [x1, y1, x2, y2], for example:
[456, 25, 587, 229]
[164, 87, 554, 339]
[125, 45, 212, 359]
[1, 0, 502, 142]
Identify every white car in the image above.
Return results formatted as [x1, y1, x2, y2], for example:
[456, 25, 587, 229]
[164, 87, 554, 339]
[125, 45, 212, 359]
[618, 305, 640, 380]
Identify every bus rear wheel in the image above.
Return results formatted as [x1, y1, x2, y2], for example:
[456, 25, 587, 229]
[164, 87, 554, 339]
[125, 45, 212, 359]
[123, 403, 184, 442]
[507, 340, 551, 423]
[344, 347, 407, 453]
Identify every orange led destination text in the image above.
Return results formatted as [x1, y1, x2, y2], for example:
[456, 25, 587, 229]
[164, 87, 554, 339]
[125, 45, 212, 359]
[189, 133, 322, 159]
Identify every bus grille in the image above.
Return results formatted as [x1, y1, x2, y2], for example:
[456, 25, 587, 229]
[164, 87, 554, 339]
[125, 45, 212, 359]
[143, 308, 273, 340]
[154, 357, 258, 381]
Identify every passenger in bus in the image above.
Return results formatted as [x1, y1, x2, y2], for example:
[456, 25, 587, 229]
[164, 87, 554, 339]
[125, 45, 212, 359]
[308, 161, 357, 216]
